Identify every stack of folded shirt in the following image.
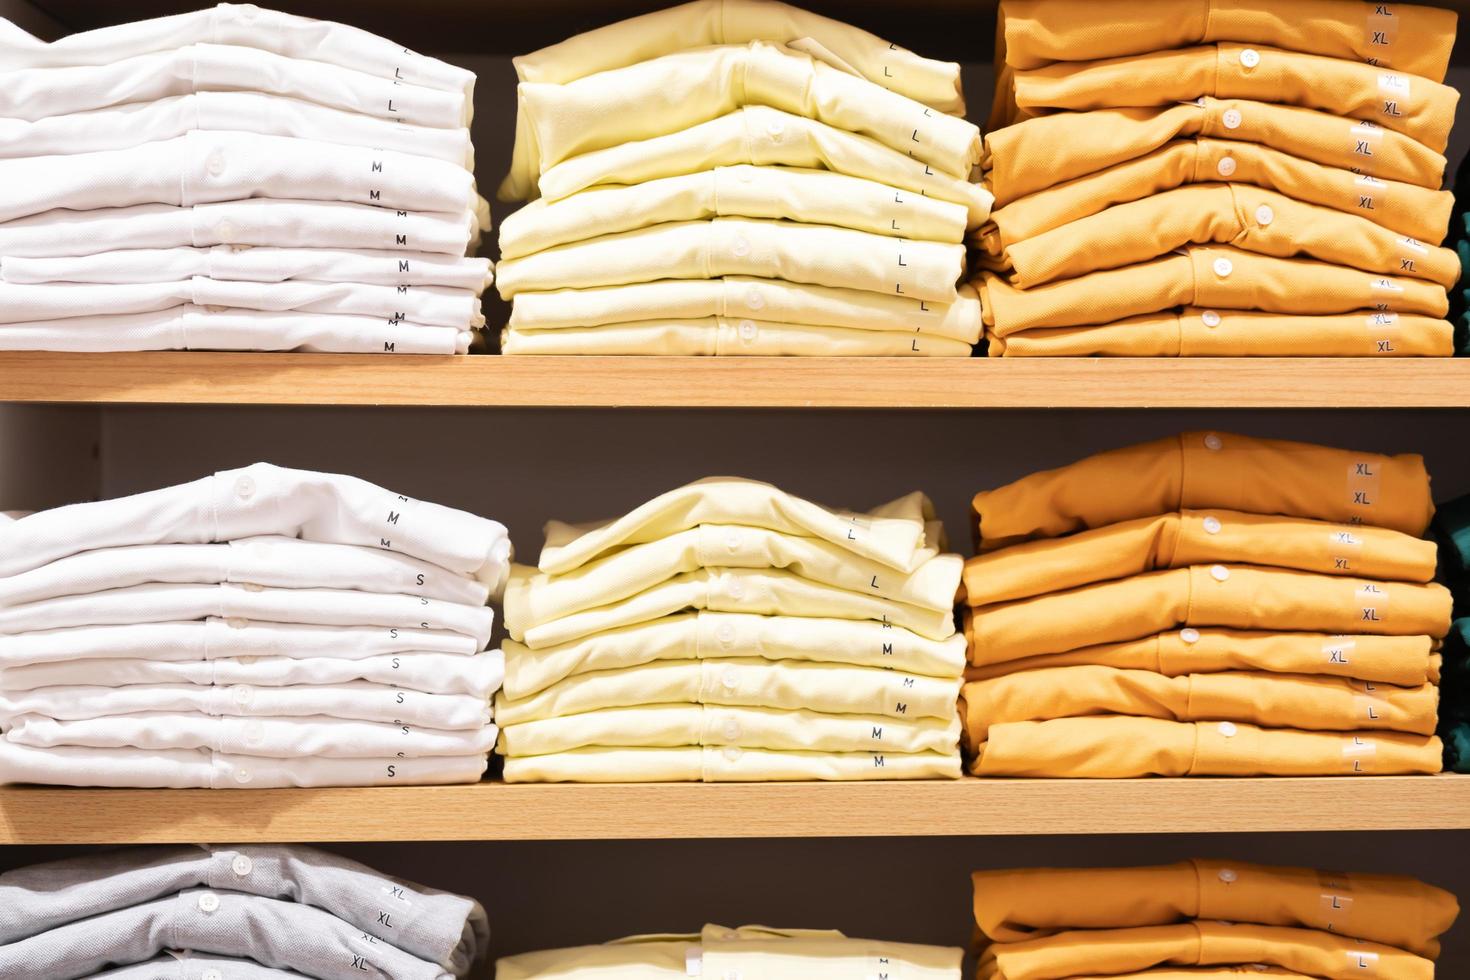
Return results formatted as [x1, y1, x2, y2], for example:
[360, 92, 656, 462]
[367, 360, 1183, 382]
[493, 0, 989, 356]
[977, 0, 1461, 356]
[1431, 491, 1470, 770]
[0, 844, 487, 978]
[0, 4, 491, 354]
[496, 477, 965, 781]
[0, 463, 511, 788]
[498, 924, 961, 977]
[960, 430, 1451, 777]
[971, 859, 1459, 978]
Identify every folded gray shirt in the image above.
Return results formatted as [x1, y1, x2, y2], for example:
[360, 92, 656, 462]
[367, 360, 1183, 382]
[90, 951, 311, 979]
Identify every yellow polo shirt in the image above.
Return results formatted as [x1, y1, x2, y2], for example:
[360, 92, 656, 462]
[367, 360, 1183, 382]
[504, 744, 961, 781]
[501, 319, 974, 357]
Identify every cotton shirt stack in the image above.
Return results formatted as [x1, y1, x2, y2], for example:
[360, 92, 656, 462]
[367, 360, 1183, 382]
[977, 0, 1461, 356]
[0, 844, 488, 979]
[493, 0, 990, 356]
[497, 924, 962, 978]
[960, 430, 1452, 778]
[0, 4, 492, 354]
[497, 477, 966, 782]
[0, 463, 511, 788]
[971, 859, 1459, 979]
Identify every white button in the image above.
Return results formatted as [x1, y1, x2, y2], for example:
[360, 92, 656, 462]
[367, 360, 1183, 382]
[723, 746, 742, 763]
[716, 623, 736, 645]
[203, 970, 223, 980]
[215, 220, 238, 242]
[197, 891, 220, 913]
[745, 289, 766, 312]
[724, 530, 743, 551]
[1201, 310, 1222, 328]
[1203, 516, 1222, 534]
[1204, 433, 1224, 451]
[1181, 628, 1201, 644]
[766, 117, 785, 137]
[206, 152, 226, 177]
[237, 2, 260, 19]
[231, 684, 254, 706]
[234, 767, 252, 784]
[232, 854, 253, 877]
[1210, 564, 1230, 582]
[1216, 156, 1237, 177]
[1240, 48, 1261, 68]
[1219, 866, 1240, 881]
[724, 720, 742, 740]
[738, 319, 757, 341]
[1222, 108, 1243, 129]
[1212, 257, 1233, 278]
[1254, 205, 1274, 226]
[724, 970, 742, 980]
[731, 235, 751, 258]
[737, 167, 754, 183]
[727, 577, 745, 599]
[225, 617, 248, 630]
[1218, 722, 1238, 738]
[243, 720, 264, 745]
[234, 476, 256, 500]
[722, 666, 739, 690]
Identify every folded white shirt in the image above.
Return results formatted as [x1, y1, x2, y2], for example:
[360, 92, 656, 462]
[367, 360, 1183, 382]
[0, 462, 511, 583]
[0, 582, 496, 649]
[0, 42, 469, 128]
[0, 535, 492, 607]
[0, 131, 476, 224]
[0, 200, 479, 258]
[0, 91, 473, 165]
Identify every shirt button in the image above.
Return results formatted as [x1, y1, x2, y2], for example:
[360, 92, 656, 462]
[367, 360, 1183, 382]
[1218, 722, 1239, 738]
[724, 969, 742, 980]
[1201, 310, 1222, 328]
[716, 623, 736, 645]
[1222, 108, 1243, 129]
[737, 319, 757, 341]
[1181, 627, 1201, 644]
[727, 578, 745, 599]
[232, 854, 253, 877]
[197, 891, 221, 913]
[724, 720, 742, 740]
[1203, 516, 1222, 534]
[1219, 866, 1240, 881]
[243, 720, 265, 744]
[1254, 205, 1274, 226]
[1212, 257, 1233, 278]
[1210, 564, 1231, 582]
[723, 746, 742, 763]
[1204, 433, 1224, 451]
[234, 476, 256, 500]
[1216, 157, 1237, 178]
[203, 971, 223, 980]
[766, 116, 784, 137]
[745, 289, 766, 312]
[737, 167, 754, 183]
[232, 684, 254, 706]
[1240, 48, 1261, 68]
[731, 235, 751, 258]
[724, 530, 743, 551]
[206, 152, 227, 177]
[722, 666, 739, 690]
[226, 617, 248, 630]
[215, 220, 238, 243]
[234, 767, 253, 784]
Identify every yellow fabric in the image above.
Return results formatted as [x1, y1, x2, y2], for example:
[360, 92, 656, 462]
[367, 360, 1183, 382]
[961, 666, 1437, 748]
[983, 99, 1446, 207]
[498, 164, 968, 259]
[999, 0, 1457, 82]
[1013, 43, 1458, 152]
[501, 612, 969, 700]
[971, 431, 1436, 547]
[972, 715, 1442, 777]
[995, 183, 1459, 289]
[977, 920, 1432, 980]
[503, 744, 961, 781]
[536, 106, 992, 226]
[979, 247, 1449, 336]
[507, 522, 960, 636]
[989, 309, 1453, 357]
[1059, 971, 1307, 979]
[962, 509, 1436, 606]
[971, 858, 1459, 956]
[965, 566, 1451, 665]
[962, 630, 1440, 688]
[495, 217, 965, 302]
[501, 319, 973, 356]
[979, 140, 1454, 252]
[508, 277, 983, 340]
[498, 701, 961, 756]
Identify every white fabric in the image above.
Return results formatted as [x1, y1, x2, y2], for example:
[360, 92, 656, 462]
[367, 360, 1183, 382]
[2, 247, 492, 289]
[0, 535, 491, 607]
[0, 280, 482, 328]
[6, 713, 499, 759]
[0, 462, 511, 584]
[0, 583, 496, 649]
[0, 306, 474, 354]
[0, 740, 487, 787]
[0, 91, 472, 165]
[501, 320, 971, 356]
[0, 131, 475, 224]
[502, 744, 958, 782]
[0, 200, 479, 258]
[0, 43, 468, 128]
[509, 277, 981, 342]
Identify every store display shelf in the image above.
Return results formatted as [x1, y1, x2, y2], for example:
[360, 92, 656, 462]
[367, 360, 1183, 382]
[5, 353, 1470, 408]
[5, 776, 1469, 843]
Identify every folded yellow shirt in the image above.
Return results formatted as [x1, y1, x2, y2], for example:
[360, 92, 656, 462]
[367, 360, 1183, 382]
[536, 106, 992, 226]
[1061, 971, 1307, 979]
[983, 99, 1445, 207]
[495, 217, 965, 303]
[996, 184, 1459, 290]
[999, 0, 1457, 81]
[963, 509, 1436, 607]
[961, 666, 1437, 748]
[504, 744, 961, 782]
[962, 630, 1440, 688]
[979, 140, 1453, 252]
[497, 923, 963, 978]
[978, 920, 1432, 980]
[501, 319, 973, 357]
[498, 701, 961, 756]
[509, 277, 983, 341]
[517, 42, 980, 185]
[1014, 43, 1458, 152]
[979, 247, 1448, 336]
[502, 612, 968, 700]
[508, 521, 960, 636]
[499, 165, 968, 259]
[972, 716, 1442, 777]
[966, 566, 1450, 665]
[971, 431, 1435, 548]
[541, 477, 932, 574]
[495, 656, 962, 725]
[988, 309, 1453, 357]
[971, 858, 1459, 957]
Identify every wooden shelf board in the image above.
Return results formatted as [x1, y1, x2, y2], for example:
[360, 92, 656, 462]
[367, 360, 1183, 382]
[4, 776, 1468, 844]
[4, 354, 1470, 408]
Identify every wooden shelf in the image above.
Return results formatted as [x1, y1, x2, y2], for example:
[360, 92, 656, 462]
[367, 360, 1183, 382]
[5, 776, 1469, 844]
[4, 354, 1470, 408]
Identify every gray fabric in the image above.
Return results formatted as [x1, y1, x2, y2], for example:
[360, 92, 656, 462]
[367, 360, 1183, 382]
[88, 951, 311, 978]
[0, 845, 486, 971]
